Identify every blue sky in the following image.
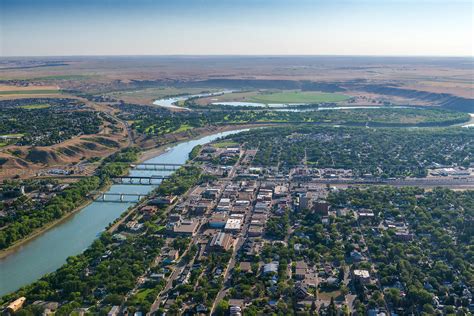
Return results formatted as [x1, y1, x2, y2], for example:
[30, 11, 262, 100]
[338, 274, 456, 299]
[0, 0, 472, 56]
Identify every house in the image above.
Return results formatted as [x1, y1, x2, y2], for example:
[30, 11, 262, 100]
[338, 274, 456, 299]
[295, 283, 311, 299]
[395, 230, 414, 241]
[263, 261, 279, 274]
[140, 205, 158, 219]
[164, 249, 179, 264]
[196, 304, 208, 313]
[294, 261, 308, 280]
[229, 305, 242, 316]
[150, 195, 177, 206]
[295, 268, 307, 280]
[353, 269, 371, 284]
[126, 220, 144, 232]
[350, 250, 366, 262]
[325, 277, 340, 287]
[358, 209, 375, 218]
[298, 193, 312, 211]
[7, 297, 26, 313]
[108, 306, 120, 316]
[313, 201, 330, 215]
[239, 261, 252, 273]
[32, 301, 59, 314]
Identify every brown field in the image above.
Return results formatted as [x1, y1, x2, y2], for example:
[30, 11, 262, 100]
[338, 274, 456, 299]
[0, 84, 59, 91]
[0, 56, 472, 98]
[403, 81, 474, 99]
[0, 84, 63, 99]
[0, 99, 131, 180]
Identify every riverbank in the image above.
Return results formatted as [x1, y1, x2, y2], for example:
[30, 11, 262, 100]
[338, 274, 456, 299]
[0, 124, 260, 261]
[0, 196, 95, 260]
[0, 179, 118, 260]
[137, 123, 270, 162]
[0, 126, 256, 297]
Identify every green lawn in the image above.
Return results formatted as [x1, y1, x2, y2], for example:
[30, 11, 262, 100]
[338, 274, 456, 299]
[134, 288, 155, 300]
[0, 90, 60, 95]
[19, 104, 51, 109]
[173, 124, 193, 133]
[0, 133, 24, 138]
[249, 91, 350, 104]
[213, 141, 239, 148]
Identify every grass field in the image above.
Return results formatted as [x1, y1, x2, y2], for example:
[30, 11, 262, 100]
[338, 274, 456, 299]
[173, 124, 193, 133]
[0, 90, 60, 95]
[0, 133, 24, 138]
[249, 91, 350, 104]
[19, 104, 51, 109]
[213, 141, 239, 148]
[134, 288, 155, 300]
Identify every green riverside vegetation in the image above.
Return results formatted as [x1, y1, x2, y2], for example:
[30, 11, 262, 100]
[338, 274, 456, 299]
[0, 165, 205, 314]
[114, 105, 470, 137]
[0, 147, 140, 250]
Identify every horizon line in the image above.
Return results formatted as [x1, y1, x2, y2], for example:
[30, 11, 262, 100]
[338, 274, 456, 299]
[1, 53, 473, 59]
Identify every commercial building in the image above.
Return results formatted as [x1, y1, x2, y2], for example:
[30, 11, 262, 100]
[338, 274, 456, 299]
[209, 232, 233, 251]
[172, 219, 199, 236]
[225, 218, 242, 232]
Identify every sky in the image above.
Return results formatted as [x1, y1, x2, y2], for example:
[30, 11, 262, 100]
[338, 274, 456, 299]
[0, 0, 473, 57]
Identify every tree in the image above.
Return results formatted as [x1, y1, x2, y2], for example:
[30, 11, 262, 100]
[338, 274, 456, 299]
[215, 300, 229, 316]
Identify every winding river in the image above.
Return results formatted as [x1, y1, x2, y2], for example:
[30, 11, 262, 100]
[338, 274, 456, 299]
[153, 90, 233, 110]
[0, 129, 247, 296]
[152, 90, 410, 113]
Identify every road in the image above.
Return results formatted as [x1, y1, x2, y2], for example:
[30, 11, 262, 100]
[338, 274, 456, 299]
[286, 176, 474, 188]
[209, 179, 254, 314]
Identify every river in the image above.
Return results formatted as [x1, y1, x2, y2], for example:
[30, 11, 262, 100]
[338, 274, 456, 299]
[153, 90, 234, 110]
[0, 129, 247, 297]
[153, 90, 413, 113]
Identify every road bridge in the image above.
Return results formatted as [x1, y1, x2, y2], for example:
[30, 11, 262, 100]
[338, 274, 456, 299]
[91, 191, 146, 202]
[111, 175, 170, 184]
[130, 163, 187, 171]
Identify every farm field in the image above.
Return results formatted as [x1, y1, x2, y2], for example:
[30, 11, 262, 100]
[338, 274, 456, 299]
[0, 90, 60, 95]
[0, 85, 62, 98]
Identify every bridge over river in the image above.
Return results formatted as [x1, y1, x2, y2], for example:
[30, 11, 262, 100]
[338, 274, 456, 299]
[0, 129, 248, 297]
